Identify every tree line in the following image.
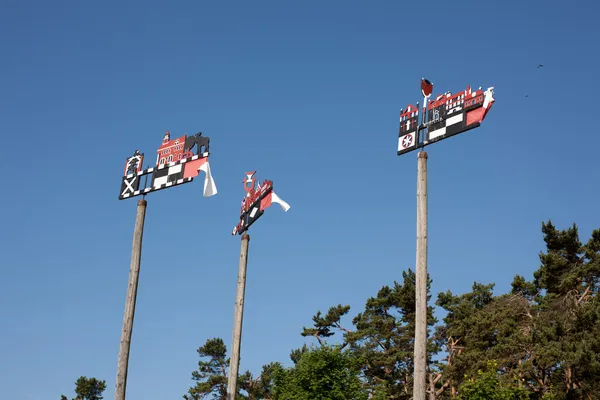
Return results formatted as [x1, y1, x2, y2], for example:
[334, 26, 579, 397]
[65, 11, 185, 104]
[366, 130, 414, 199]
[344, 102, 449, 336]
[63, 220, 600, 399]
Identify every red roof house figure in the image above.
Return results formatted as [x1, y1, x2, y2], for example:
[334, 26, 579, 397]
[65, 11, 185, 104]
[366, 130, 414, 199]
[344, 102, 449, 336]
[155, 131, 186, 166]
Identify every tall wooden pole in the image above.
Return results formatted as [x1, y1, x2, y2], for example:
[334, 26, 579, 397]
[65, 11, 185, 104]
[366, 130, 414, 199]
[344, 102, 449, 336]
[413, 151, 428, 400]
[227, 233, 250, 400]
[115, 198, 147, 400]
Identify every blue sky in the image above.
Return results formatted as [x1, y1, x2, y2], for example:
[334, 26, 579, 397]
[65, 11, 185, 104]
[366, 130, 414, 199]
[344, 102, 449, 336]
[1, 0, 599, 399]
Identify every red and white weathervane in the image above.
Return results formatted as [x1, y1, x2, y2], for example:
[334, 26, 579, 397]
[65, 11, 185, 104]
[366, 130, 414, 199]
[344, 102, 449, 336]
[232, 171, 290, 235]
[119, 131, 217, 199]
[397, 78, 495, 156]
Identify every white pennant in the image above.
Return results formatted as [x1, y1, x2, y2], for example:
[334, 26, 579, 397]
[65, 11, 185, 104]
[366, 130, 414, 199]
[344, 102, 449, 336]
[199, 161, 217, 197]
[271, 191, 290, 212]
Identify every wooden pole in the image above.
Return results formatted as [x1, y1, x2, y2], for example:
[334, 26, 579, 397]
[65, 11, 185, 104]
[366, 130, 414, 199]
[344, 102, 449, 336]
[413, 151, 428, 400]
[115, 198, 147, 400]
[227, 233, 250, 400]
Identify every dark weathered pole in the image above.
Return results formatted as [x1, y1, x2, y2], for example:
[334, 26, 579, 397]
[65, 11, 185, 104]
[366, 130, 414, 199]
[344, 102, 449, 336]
[413, 152, 428, 400]
[227, 233, 250, 400]
[115, 198, 147, 400]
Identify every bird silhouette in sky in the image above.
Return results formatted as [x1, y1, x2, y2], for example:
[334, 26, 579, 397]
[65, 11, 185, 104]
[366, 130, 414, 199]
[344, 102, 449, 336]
[526, 64, 545, 97]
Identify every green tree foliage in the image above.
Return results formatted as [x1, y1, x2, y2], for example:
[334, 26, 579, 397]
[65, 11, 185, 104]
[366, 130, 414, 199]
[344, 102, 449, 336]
[185, 220, 600, 400]
[239, 362, 280, 399]
[434, 221, 600, 399]
[522, 221, 600, 398]
[434, 281, 498, 396]
[349, 269, 438, 399]
[272, 345, 368, 400]
[457, 361, 529, 400]
[297, 269, 438, 399]
[61, 376, 107, 400]
[184, 337, 279, 400]
[184, 338, 229, 400]
[301, 305, 351, 346]
[290, 344, 309, 364]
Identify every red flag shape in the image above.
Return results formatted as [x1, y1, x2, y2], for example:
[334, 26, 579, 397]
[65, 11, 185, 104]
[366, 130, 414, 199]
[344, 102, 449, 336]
[260, 190, 291, 212]
[421, 78, 433, 98]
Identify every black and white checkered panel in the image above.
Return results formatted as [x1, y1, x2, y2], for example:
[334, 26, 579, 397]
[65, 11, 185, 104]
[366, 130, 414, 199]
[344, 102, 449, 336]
[119, 168, 194, 199]
[118, 153, 209, 200]
[119, 176, 193, 199]
[151, 164, 184, 188]
[426, 101, 481, 145]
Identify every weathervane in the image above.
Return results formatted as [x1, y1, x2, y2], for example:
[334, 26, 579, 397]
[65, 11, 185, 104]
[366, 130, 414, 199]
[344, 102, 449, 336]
[119, 131, 217, 199]
[398, 78, 495, 156]
[231, 170, 290, 235]
[115, 130, 218, 400]
[396, 77, 496, 400]
[227, 170, 291, 400]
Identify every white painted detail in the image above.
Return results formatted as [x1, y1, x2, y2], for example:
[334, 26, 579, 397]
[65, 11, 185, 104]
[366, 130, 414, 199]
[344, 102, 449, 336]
[446, 113, 463, 126]
[429, 127, 446, 139]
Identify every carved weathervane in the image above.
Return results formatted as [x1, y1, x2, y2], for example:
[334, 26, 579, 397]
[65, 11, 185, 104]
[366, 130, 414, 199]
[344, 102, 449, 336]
[398, 78, 495, 156]
[231, 171, 290, 235]
[119, 131, 217, 199]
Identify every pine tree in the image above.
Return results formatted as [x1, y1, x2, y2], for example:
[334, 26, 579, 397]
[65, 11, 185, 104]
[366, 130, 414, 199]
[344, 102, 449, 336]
[184, 338, 229, 400]
[435, 281, 496, 397]
[184, 338, 279, 400]
[61, 376, 107, 400]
